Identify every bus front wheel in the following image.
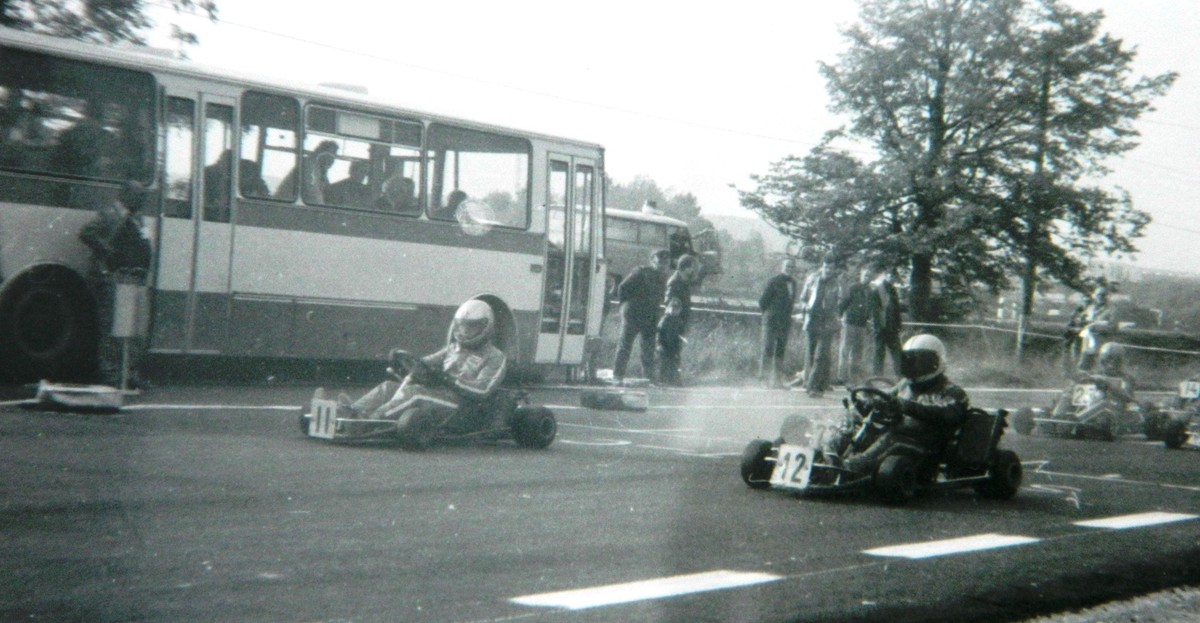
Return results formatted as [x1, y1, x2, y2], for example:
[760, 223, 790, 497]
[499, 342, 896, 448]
[0, 272, 96, 382]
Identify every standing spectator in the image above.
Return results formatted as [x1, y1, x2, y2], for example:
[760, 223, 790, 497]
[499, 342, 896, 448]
[758, 258, 798, 388]
[657, 254, 700, 387]
[798, 256, 842, 397]
[612, 249, 670, 384]
[78, 181, 152, 386]
[869, 270, 905, 377]
[836, 267, 874, 386]
[1076, 285, 1118, 372]
[1061, 301, 1088, 375]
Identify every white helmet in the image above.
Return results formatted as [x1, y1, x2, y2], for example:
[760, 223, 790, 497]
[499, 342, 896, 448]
[452, 299, 494, 348]
[900, 334, 947, 383]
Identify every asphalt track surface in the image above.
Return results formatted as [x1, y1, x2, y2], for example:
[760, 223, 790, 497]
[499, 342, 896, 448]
[2, 383, 1198, 622]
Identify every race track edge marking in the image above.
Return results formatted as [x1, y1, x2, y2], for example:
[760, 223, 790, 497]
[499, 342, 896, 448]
[1073, 512, 1198, 530]
[863, 533, 1040, 559]
[509, 570, 781, 610]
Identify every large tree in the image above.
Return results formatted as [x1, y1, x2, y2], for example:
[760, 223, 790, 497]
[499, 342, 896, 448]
[0, 0, 217, 49]
[740, 0, 1173, 323]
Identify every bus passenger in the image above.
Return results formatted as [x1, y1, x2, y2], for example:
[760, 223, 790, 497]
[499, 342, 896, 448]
[374, 174, 417, 213]
[322, 300, 507, 430]
[432, 189, 468, 220]
[53, 101, 113, 178]
[327, 160, 372, 208]
[275, 139, 338, 203]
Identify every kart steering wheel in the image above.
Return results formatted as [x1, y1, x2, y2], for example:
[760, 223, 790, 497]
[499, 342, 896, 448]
[849, 386, 900, 421]
[388, 349, 450, 388]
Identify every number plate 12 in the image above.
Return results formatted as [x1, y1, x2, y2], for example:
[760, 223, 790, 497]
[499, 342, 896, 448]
[770, 444, 816, 491]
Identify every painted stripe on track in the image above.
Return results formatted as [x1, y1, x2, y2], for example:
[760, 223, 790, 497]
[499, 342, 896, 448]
[122, 404, 299, 411]
[510, 570, 781, 610]
[1073, 512, 1198, 530]
[863, 534, 1041, 559]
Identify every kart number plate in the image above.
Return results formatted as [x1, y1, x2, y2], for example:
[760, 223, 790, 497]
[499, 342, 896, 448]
[1179, 381, 1200, 399]
[1071, 384, 1100, 407]
[310, 399, 338, 439]
[770, 444, 816, 491]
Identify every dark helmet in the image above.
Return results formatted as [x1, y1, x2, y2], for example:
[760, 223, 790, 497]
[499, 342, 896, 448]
[452, 299, 494, 348]
[900, 334, 946, 383]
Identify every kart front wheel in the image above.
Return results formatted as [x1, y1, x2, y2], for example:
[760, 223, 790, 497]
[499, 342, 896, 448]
[976, 449, 1022, 500]
[740, 439, 775, 490]
[875, 454, 917, 504]
[1013, 408, 1035, 436]
[1163, 421, 1188, 450]
[512, 406, 556, 449]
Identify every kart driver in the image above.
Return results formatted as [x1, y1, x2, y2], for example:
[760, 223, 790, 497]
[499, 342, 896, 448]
[323, 299, 507, 424]
[1091, 342, 1135, 408]
[836, 334, 969, 472]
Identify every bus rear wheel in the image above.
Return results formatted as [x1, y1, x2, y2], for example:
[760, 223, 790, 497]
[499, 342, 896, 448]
[0, 274, 96, 382]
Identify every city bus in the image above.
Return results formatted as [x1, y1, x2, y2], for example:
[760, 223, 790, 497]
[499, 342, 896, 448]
[0, 27, 607, 382]
[604, 207, 721, 287]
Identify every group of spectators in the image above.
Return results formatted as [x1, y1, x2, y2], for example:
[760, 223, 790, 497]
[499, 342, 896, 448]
[608, 248, 907, 392]
[757, 254, 905, 397]
[610, 249, 702, 387]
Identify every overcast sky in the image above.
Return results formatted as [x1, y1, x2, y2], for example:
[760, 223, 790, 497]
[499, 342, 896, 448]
[149, 0, 1199, 274]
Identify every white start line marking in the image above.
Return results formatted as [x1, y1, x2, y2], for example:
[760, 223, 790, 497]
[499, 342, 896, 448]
[1073, 512, 1198, 530]
[510, 570, 781, 610]
[863, 533, 1041, 559]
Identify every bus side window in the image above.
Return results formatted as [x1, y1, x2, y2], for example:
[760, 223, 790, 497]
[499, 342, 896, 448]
[239, 91, 298, 201]
[426, 123, 530, 229]
[0, 47, 154, 205]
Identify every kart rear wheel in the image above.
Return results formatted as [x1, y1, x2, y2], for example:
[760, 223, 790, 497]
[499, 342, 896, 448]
[976, 449, 1022, 500]
[298, 409, 310, 435]
[1163, 420, 1188, 450]
[1013, 407, 1035, 436]
[512, 406, 556, 449]
[1143, 410, 1168, 441]
[741, 439, 775, 490]
[875, 454, 917, 504]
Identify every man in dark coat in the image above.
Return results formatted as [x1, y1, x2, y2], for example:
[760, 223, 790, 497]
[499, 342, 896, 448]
[869, 270, 905, 377]
[758, 258, 797, 388]
[611, 249, 670, 383]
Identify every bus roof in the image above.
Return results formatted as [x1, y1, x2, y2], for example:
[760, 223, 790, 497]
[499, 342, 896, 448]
[605, 208, 688, 228]
[0, 26, 605, 152]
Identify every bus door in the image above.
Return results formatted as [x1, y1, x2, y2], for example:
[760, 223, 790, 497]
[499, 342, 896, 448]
[537, 155, 601, 365]
[150, 90, 236, 354]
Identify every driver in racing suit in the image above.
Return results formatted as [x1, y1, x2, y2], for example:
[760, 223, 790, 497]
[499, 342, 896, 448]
[836, 334, 969, 472]
[326, 300, 507, 425]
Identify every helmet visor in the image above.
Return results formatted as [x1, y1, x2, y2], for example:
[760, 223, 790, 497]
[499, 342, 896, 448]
[900, 349, 940, 381]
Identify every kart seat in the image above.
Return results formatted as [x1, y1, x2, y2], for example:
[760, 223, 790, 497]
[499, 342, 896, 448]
[948, 408, 1004, 468]
[452, 388, 520, 431]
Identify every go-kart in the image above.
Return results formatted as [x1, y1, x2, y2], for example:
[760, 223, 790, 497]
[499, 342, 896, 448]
[1160, 377, 1200, 450]
[1011, 374, 1168, 442]
[298, 350, 556, 450]
[740, 387, 1022, 504]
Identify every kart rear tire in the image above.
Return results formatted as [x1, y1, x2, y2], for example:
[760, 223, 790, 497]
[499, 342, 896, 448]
[976, 449, 1022, 500]
[875, 454, 917, 504]
[1013, 407, 1035, 436]
[298, 409, 310, 435]
[1143, 410, 1168, 441]
[1163, 421, 1188, 450]
[512, 406, 556, 449]
[740, 439, 775, 490]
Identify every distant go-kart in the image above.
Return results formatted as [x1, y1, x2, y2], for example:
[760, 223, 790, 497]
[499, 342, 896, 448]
[1160, 377, 1200, 450]
[740, 386, 1022, 504]
[298, 350, 556, 450]
[1011, 374, 1168, 442]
